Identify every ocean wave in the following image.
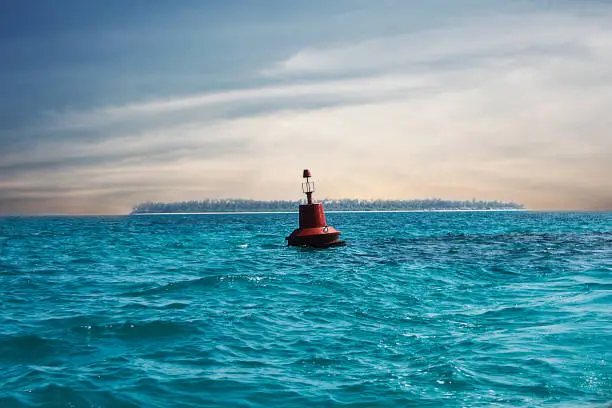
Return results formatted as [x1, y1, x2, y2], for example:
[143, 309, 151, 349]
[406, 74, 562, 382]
[69, 320, 202, 340]
[0, 334, 73, 364]
[121, 274, 278, 297]
[16, 383, 140, 408]
[1, 212, 611, 407]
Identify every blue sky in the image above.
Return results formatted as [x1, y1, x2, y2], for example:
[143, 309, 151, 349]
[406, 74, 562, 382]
[1, 0, 612, 213]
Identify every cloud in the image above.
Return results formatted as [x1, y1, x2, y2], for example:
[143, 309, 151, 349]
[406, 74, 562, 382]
[265, 12, 610, 76]
[2, 6, 612, 213]
[41, 74, 437, 131]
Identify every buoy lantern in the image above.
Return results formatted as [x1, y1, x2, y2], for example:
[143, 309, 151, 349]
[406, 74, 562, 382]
[286, 169, 344, 248]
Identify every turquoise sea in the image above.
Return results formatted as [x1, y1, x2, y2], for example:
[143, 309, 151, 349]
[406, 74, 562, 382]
[1, 211, 611, 407]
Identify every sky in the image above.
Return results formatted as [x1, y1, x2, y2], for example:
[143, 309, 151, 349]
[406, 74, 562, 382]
[1, 0, 612, 214]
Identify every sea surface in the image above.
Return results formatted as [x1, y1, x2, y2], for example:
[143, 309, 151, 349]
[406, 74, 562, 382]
[1, 211, 611, 407]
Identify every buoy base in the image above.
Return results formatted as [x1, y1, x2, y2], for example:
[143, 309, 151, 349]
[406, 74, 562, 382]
[286, 226, 344, 248]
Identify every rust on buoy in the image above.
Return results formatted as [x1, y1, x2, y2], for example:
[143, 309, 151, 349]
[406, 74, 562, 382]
[286, 169, 344, 248]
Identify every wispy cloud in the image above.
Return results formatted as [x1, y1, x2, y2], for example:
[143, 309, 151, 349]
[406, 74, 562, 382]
[265, 12, 610, 76]
[44, 74, 437, 131]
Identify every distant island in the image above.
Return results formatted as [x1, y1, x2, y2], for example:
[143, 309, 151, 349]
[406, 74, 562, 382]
[131, 198, 524, 214]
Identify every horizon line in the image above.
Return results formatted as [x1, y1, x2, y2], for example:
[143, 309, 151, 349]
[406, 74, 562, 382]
[7, 209, 612, 217]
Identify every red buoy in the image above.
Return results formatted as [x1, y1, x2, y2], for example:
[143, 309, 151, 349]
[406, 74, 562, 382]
[286, 169, 344, 248]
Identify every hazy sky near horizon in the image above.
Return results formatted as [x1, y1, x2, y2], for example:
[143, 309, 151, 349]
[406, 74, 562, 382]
[1, 0, 612, 214]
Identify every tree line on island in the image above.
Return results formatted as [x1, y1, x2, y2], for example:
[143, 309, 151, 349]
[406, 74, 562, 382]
[131, 198, 524, 214]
